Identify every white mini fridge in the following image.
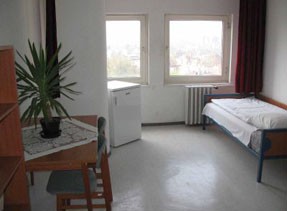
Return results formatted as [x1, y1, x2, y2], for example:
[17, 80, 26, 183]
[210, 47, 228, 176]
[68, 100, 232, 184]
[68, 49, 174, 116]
[108, 81, 141, 147]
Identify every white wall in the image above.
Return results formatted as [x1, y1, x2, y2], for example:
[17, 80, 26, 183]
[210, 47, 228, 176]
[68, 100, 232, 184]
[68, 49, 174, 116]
[56, 0, 108, 117]
[262, 0, 287, 104]
[56, 0, 110, 150]
[0, 0, 32, 54]
[0, 0, 44, 116]
[106, 0, 239, 123]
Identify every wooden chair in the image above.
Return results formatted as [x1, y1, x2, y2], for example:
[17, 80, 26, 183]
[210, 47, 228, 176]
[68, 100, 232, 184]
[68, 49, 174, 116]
[29, 116, 107, 186]
[46, 134, 111, 211]
[94, 117, 113, 202]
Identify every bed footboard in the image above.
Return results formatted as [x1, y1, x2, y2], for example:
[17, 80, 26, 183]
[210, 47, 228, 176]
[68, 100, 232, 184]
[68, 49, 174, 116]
[263, 129, 287, 157]
[258, 129, 287, 182]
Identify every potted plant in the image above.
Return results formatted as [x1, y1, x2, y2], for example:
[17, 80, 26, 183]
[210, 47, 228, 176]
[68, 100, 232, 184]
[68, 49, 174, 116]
[16, 40, 80, 138]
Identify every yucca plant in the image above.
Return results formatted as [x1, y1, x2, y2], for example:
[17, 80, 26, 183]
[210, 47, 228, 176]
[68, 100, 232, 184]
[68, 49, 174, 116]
[16, 40, 80, 137]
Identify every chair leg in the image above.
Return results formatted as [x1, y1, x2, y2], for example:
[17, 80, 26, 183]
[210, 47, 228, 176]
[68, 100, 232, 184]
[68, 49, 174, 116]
[57, 195, 66, 211]
[56, 196, 64, 211]
[101, 153, 113, 202]
[87, 202, 93, 211]
[105, 193, 112, 211]
[30, 171, 34, 186]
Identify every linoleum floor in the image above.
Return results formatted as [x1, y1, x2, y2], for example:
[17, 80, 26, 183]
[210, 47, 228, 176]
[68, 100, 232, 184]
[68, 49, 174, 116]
[29, 125, 287, 211]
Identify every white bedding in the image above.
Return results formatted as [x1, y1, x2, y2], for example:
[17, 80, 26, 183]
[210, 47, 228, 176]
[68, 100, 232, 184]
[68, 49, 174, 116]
[203, 97, 287, 147]
[211, 97, 287, 123]
[202, 103, 258, 146]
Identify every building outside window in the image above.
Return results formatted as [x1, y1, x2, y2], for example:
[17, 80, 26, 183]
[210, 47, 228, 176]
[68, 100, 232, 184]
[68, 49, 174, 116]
[165, 15, 232, 84]
[106, 15, 148, 84]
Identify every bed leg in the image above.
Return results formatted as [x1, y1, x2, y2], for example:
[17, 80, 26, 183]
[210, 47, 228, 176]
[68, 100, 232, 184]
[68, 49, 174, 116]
[257, 156, 264, 183]
[202, 115, 206, 130]
[257, 138, 265, 183]
[257, 132, 268, 183]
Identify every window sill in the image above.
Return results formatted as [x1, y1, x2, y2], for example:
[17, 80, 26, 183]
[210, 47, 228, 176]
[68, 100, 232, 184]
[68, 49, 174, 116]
[163, 82, 234, 88]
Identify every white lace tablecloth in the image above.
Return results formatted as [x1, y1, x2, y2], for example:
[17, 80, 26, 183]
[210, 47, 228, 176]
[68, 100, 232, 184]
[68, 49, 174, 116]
[22, 118, 98, 161]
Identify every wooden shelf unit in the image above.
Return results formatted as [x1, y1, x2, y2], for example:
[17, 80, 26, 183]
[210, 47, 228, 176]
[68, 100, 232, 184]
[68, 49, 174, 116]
[0, 157, 21, 195]
[0, 104, 17, 122]
[0, 46, 30, 210]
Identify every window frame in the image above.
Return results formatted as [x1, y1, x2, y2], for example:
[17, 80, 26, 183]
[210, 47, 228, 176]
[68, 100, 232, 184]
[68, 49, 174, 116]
[106, 15, 148, 84]
[164, 14, 232, 84]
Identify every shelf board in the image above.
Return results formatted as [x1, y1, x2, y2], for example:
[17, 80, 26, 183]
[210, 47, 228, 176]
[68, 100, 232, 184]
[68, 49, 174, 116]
[0, 46, 13, 51]
[0, 156, 21, 195]
[0, 103, 16, 122]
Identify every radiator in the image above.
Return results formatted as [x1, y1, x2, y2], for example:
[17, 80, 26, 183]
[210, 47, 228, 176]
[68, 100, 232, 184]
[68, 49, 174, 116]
[185, 85, 213, 125]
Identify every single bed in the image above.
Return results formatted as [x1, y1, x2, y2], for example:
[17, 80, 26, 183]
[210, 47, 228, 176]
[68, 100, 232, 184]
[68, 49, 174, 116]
[202, 93, 287, 182]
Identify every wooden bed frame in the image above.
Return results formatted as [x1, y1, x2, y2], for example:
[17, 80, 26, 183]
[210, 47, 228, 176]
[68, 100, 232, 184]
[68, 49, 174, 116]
[202, 93, 287, 183]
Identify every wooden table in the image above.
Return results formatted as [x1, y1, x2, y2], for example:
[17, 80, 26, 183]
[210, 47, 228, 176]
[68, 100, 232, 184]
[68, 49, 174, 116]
[25, 141, 98, 171]
[25, 115, 113, 202]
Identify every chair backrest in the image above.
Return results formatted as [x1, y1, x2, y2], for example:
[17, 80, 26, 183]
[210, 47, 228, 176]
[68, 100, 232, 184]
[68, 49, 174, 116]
[82, 132, 107, 210]
[80, 133, 107, 210]
[98, 116, 106, 136]
[96, 117, 107, 167]
[96, 134, 107, 168]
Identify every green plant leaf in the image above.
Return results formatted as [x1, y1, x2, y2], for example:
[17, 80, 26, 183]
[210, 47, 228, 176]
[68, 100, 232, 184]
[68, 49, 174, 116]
[15, 40, 80, 125]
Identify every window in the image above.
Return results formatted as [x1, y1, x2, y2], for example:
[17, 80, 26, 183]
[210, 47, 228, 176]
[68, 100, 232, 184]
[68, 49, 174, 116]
[165, 15, 232, 84]
[106, 15, 148, 84]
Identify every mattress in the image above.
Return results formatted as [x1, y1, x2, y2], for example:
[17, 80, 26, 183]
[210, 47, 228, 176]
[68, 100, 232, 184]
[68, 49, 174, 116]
[202, 103, 262, 153]
[211, 97, 287, 123]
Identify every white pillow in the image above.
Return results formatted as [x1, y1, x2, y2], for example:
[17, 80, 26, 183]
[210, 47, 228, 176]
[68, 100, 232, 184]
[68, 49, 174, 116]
[247, 112, 287, 129]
